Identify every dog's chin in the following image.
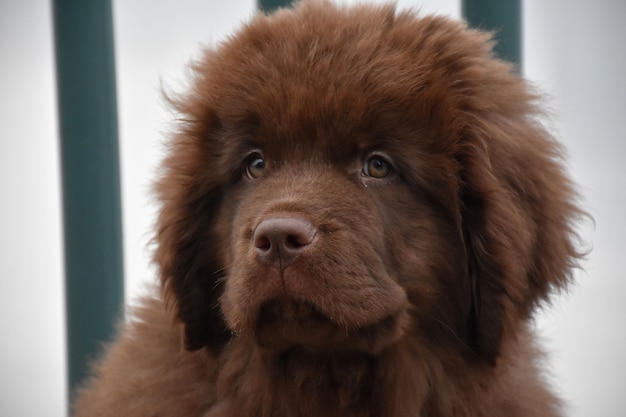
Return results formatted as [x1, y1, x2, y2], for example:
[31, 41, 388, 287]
[253, 297, 405, 354]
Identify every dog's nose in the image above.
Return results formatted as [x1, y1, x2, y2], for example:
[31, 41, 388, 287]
[254, 217, 317, 268]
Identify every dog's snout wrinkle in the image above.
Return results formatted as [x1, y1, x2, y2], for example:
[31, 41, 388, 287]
[254, 217, 317, 268]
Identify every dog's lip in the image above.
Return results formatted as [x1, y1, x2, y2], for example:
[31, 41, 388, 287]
[252, 295, 404, 352]
[254, 292, 403, 329]
[256, 296, 331, 326]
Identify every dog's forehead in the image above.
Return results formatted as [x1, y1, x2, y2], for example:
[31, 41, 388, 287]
[216, 101, 426, 166]
[198, 5, 478, 157]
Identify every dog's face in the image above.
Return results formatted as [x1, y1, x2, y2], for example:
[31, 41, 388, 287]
[214, 111, 468, 355]
[156, 3, 581, 365]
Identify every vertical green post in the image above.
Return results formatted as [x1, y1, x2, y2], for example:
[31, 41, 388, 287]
[52, 0, 124, 404]
[462, 0, 521, 67]
[258, 0, 293, 14]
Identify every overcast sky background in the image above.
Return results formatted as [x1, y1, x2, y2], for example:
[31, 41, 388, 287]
[1, 1, 625, 416]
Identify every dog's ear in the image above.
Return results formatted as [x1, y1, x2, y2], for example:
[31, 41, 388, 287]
[456, 78, 584, 366]
[154, 106, 231, 352]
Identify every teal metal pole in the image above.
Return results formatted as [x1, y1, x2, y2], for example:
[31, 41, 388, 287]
[258, 0, 293, 13]
[462, 0, 521, 67]
[52, 0, 124, 403]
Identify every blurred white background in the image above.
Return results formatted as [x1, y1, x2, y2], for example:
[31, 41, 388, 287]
[1, 1, 624, 416]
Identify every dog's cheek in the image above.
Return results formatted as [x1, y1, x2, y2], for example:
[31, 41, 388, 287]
[218, 186, 287, 333]
[373, 186, 446, 288]
[212, 202, 236, 275]
[373, 185, 473, 344]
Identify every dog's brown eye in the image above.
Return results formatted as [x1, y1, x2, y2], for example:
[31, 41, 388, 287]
[363, 155, 392, 178]
[246, 154, 266, 179]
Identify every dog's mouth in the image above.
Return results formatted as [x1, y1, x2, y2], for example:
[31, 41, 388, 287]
[254, 296, 404, 353]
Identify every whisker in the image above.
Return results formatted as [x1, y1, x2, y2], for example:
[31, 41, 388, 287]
[430, 317, 487, 365]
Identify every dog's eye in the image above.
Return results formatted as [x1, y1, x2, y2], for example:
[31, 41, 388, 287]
[363, 155, 392, 178]
[245, 154, 266, 179]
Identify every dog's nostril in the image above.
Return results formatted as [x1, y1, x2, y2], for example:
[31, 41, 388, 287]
[253, 217, 317, 268]
[255, 235, 272, 251]
[286, 234, 306, 249]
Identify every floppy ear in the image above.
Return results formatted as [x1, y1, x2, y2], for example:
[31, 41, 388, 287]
[458, 106, 584, 365]
[154, 107, 231, 352]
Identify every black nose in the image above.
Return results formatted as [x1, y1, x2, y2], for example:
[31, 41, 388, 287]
[253, 217, 317, 268]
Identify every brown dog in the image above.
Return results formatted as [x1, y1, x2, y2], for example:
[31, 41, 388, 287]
[73, 2, 584, 416]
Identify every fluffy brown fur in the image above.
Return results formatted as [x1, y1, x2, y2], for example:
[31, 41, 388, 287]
[73, 2, 584, 416]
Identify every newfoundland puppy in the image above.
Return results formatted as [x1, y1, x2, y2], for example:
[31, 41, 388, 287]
[74, 2, 584, 416]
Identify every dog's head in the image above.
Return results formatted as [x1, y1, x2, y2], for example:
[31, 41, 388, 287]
[155, 2, 583, 365]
